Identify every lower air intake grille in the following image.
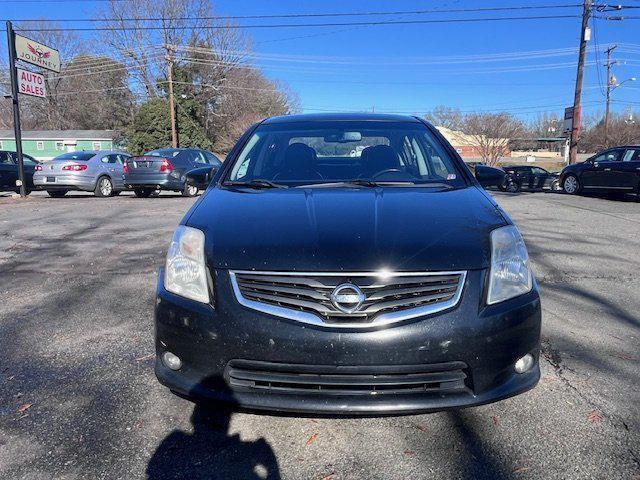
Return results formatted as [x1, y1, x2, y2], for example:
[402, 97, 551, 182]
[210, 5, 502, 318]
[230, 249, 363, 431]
[226, 360, 471, 396]
[229, 270, 466, 328]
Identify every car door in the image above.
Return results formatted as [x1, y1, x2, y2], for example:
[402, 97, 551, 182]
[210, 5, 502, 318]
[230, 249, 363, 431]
[517, 167, 535, 189]
[615, 148, 640, 191]
[101, 153, 124, 190]
[0, 152, 17, 190]
[581, 149, 624, 188]
[530, 167, 550, 189]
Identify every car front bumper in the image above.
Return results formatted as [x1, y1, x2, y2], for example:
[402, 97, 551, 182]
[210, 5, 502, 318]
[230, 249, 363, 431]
[154, 268, 541, 415]
[123, 173, 184, 191]
[33, 173, 95, 191]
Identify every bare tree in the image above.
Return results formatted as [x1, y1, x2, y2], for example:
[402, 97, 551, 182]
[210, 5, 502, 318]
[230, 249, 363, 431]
[581, 112, 639, 151]
[463, 113, 525, 166]
[424, 106, 464, 131]
[210, 68, 299, 151]
[55, 55, 136, 130]
[528, 112, 563, 139]
[98, 0, 249, 99]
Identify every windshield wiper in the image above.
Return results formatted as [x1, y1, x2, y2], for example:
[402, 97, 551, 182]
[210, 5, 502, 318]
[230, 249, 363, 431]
[223, 179, 287, 189]
[345, 179, 381, 187]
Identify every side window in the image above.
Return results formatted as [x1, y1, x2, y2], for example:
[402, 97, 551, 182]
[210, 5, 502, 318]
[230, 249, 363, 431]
[193, 151, 207, 164]
[115, 155, 127, 165]
[531, 167, 546, 175]
[204, 151, 220, 165]
[622, 149, 638, 162]
[0, 152, 12, 164]
[599, 149, 623, 162]
[101, 155, 110, 163]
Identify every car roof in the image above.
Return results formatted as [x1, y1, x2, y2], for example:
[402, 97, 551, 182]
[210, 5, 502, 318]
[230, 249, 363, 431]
[262, 112, 422, 124]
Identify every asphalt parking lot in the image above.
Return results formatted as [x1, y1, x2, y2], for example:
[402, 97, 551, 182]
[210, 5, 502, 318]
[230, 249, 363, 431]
[0, 190, 638, 480]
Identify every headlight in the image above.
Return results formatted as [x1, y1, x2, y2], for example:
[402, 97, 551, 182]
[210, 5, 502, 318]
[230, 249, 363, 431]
[164, 226, 209, 303]
[487, 225, 532, 305]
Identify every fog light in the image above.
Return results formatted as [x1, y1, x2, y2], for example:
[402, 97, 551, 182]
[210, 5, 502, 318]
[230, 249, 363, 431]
[514, 354, 534, 374]
[162, 351, 182, 371]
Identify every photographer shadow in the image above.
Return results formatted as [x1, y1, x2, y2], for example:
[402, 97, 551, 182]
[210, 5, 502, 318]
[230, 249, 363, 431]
[146, 377, 280, 480]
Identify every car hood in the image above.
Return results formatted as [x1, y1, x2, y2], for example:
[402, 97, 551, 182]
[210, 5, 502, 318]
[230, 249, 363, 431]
[186, 186, 507, 271]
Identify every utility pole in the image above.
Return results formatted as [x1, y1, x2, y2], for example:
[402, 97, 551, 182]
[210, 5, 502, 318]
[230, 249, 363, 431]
[5, 21, 27, 197]
[569, 0, 591, 165]
[604, 45, 617, 147]
[166, 46, 178, 148]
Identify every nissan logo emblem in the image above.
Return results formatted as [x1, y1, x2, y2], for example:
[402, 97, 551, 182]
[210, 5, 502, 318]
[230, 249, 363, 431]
[330, 283, 366, 314]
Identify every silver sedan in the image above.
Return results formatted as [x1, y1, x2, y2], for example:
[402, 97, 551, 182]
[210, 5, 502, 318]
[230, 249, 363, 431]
[33, 150, 131, 197]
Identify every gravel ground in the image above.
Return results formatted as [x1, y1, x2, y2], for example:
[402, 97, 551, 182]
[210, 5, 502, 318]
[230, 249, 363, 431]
[0, 189, 638, 480]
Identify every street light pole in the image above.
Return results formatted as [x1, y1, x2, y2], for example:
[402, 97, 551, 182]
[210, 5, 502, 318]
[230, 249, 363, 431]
[569, 0, 591, 165]
[604, 45, 617, 147]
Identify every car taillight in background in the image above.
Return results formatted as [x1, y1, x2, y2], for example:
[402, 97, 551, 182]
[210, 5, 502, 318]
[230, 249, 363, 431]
[62, 164, 88, 171]
[35, 165, 42, 171]
[160, 159, 173, 173]
[123, 163, 129, 174]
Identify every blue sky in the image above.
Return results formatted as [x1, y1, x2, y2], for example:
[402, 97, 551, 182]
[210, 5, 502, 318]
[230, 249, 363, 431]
[2, 0, 639, 121]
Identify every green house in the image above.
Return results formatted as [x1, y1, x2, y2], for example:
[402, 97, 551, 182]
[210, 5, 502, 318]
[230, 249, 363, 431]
[0, 130, 116, 161]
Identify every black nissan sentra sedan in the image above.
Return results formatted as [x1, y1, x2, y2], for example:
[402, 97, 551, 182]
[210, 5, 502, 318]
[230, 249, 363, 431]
[154, 113, 541, 415]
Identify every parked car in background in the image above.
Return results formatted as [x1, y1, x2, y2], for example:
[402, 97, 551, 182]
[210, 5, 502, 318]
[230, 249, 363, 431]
[154, 113, 541, 415]
[123, 148, 222, 198]
[503, 165, 561, 191]
[560, 146, 640, 195]
[0, 151, 39, 194]
[474, 164, 520, 192]
[33, 151, 131, 197]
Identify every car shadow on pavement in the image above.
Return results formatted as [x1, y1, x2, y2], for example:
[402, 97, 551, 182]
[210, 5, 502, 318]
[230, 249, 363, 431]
[146, 378, 281, 480]
[447, 411, 515, 480]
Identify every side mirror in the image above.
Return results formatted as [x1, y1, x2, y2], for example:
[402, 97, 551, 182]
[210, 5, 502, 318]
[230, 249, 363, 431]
[186, 166, 218, 190]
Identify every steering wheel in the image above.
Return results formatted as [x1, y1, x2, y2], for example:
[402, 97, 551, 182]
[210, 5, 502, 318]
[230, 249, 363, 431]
[372, 168, 403, 179]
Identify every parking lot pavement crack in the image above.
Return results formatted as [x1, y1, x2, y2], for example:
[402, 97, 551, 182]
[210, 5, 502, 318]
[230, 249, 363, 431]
[540, 336, 638, 463]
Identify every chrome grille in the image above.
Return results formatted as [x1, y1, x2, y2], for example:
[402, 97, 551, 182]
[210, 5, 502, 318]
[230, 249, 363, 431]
[229, 270, 466, 328]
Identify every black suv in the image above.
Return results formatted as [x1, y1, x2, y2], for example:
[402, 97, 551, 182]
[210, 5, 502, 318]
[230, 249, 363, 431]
[154, 114, 541, 415]
[560, 146, 640, 195]
[123, 148, 222, 197]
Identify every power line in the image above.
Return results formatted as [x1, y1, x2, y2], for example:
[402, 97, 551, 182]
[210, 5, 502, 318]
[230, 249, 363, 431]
[6, 4, 583, 23]
[16, 14, 582, 32]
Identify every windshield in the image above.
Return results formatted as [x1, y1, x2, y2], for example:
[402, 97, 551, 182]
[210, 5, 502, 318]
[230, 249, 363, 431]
[53, 152, 95, 161]
[224, 121, 466, 187]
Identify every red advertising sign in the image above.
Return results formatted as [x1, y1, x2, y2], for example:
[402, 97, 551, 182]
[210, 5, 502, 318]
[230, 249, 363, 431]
[17, 68, 46, 98]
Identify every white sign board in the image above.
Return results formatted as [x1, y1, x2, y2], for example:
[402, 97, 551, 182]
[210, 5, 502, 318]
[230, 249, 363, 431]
[14, 34, 60, 73]
[563, 107, 574, 136]
[17, 68, 46, 98]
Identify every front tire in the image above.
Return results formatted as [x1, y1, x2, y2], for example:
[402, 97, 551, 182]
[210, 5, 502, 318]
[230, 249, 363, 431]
[94, 176, 114, 197]
[563, 174, 580, 194]
[182, 183, 198, 197]
[47, 190, 68, 198]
